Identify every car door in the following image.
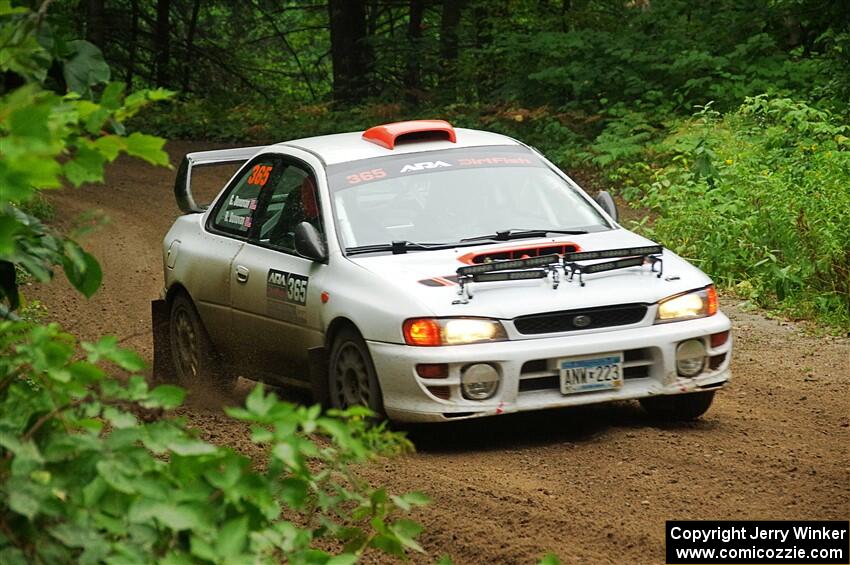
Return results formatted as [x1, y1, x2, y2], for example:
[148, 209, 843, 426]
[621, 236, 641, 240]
[190, 154, 277, 358]
[228, 154, 327, 382]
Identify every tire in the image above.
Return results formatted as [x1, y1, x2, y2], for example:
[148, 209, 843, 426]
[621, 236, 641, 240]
[328, 326, 385, 416]
[168, 293, 236, 393]
[639, 390, 716, 421]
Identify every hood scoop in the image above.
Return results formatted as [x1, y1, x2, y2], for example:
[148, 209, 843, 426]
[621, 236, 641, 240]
[457, 242, 580, 265]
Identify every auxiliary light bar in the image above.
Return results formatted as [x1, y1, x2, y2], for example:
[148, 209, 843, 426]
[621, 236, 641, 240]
[575, 255, 646, 274]
[561, 245, 662, 263]
[564, 253, 663, 286]
[457, 254, 560, 277]
[452, 245, 665, 302]
[472, 269, 548, 283]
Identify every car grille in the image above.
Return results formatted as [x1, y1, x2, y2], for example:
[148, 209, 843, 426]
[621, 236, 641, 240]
[513, 304, 648, 335]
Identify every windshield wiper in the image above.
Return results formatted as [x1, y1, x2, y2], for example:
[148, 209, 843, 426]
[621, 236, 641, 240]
[347, 229, 591, 256]
[346, 240, 472, 256]
[460, 228, 588, 242]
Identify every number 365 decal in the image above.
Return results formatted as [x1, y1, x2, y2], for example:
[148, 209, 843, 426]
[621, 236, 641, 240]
[267, 269, 309, 306]
[248, 164, 273, 186]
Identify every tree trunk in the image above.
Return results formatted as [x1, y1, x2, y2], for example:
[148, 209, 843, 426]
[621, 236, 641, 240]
[561, 0, 571, 32]
[85, 0, 106, 48]
[251, 0, 318, 101]
[367, 0, 380, 37]
[154, 0, 171, 88]
[404, 0, 424, 105]
[327, 0, 371, 103]
[125, 0, 139, 87]
[182, 0, 202, 92]
[471, 0, 493, 100]
[438, 0, 463, 101]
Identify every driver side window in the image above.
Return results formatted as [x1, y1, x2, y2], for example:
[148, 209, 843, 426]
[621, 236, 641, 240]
[254, 161, 323, 252]
[211, 157, 277, 236]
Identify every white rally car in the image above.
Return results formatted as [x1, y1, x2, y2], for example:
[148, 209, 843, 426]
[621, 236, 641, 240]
[152, 120, 732, 422]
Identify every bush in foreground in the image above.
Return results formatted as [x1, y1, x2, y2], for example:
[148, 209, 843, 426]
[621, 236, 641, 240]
[0, 321, 425, 564]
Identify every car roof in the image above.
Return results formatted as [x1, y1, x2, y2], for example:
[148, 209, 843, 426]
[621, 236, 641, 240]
[272, 127, 520, 166]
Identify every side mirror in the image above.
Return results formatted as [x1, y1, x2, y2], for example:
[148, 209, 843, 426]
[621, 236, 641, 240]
[594, 191, 619, 223]
[294, 222, 327, 262]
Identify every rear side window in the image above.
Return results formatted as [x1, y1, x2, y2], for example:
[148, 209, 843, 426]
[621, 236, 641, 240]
[211, 158, 277, 236]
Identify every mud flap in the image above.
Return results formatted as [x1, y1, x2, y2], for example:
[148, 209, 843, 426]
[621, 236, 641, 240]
[308, 346, 329, 407]
[151, 299, 176, 384]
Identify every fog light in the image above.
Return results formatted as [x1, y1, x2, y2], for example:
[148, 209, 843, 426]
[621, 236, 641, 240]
[676, 339, 706, 377]
[460, 363, 500, 400]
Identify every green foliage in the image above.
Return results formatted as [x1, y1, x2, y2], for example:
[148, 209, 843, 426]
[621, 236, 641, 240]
[0, 321, 424, 564]
[0, 5, 171, 315]
[63, 39, 111, 98]
[625, 97, 850, 330]
[449, 1, 829, 114]
[123, 0, 850, 138]
[0, 6, 429, 564]
[580, 106, 665, 169]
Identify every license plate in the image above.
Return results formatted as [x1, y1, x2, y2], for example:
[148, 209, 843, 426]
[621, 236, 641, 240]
[559, 353, 624, 394]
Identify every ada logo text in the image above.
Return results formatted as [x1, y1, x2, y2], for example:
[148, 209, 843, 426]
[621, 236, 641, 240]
[267, 269, 309, 306]
[399, 161, 451, 173]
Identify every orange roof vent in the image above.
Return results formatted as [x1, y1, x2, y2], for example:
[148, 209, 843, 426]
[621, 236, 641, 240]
[362, 120, 456, 149]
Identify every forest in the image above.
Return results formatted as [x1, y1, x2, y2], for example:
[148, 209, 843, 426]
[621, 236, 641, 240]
[0, 0, 848, 563]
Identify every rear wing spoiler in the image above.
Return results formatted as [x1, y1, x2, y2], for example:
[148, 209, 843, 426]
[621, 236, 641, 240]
[174, 146, 266, 214]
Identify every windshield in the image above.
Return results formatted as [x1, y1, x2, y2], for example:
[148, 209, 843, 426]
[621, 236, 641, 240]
[326, 146, 611, 250]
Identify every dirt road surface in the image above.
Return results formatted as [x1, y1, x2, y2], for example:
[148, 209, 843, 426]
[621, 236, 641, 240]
[30, 143, 849, 564]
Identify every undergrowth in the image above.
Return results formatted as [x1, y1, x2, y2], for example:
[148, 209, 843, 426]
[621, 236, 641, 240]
[618, 98, 849, 331]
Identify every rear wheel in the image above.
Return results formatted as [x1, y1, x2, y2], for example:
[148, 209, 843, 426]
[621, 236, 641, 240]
[639, 391, 715, 421]
[169, 293, 236, 393]
[328, 327, 384, 416]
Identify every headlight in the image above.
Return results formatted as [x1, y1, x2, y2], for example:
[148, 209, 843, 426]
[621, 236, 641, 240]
[402, 318, 507, 346]
[655, 285, 718, 323]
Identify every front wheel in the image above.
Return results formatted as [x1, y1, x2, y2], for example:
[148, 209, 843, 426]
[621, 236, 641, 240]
[169, 293, 236, 393]
[328, 327, 385, 416]
[639, 390, 716, 421]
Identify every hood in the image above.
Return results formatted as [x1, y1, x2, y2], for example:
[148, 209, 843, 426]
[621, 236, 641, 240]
[348, 229, 712, 318]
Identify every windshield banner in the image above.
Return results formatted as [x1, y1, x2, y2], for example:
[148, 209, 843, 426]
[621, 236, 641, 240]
[327, 146, 547, 191]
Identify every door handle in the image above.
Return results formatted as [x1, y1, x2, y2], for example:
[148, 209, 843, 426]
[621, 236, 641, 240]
[235, 265, 250, 283]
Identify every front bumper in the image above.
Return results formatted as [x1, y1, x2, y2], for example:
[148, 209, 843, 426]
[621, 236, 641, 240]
[368, 313, 732, 422]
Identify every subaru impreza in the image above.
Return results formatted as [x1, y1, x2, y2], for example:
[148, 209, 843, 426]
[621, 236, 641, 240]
[152, 120, 732, 422]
